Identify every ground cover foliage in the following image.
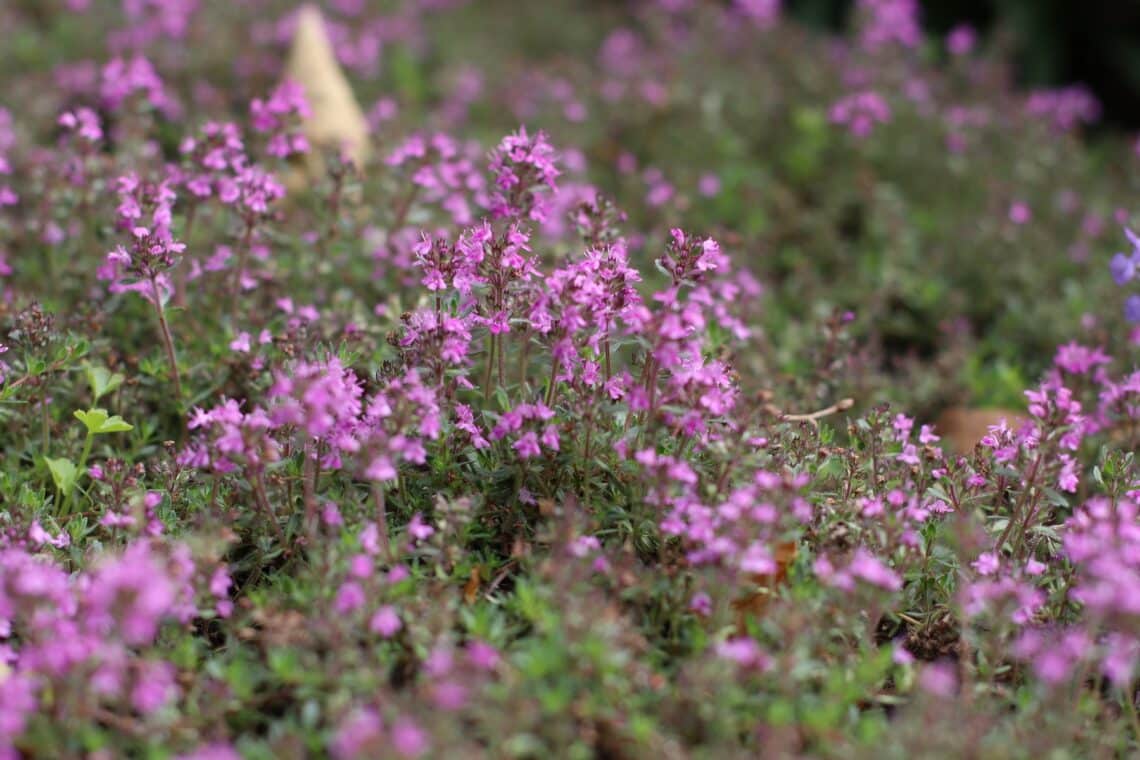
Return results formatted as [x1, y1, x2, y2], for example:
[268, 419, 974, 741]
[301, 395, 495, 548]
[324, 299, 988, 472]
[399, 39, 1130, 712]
[3, 1, 1140, 757]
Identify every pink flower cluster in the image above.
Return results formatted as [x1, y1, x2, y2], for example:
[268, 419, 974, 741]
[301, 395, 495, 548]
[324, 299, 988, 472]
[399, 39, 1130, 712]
[386, 133, 488, 226]
[100, 55, 170, 115]
[1026, 86, 1101, 133]
[0, 539, 227, 753]
[98, 172, 185, 302]
[250, 79, 311, 159]
[857, 0, 923, 52]
[187, 361, 442, 486]
[487, 127, 560, 223]
[830, 91, 892, 138]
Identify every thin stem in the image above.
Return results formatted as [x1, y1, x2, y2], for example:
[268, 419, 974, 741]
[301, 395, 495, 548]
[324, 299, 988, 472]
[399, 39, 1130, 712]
[482, 334, 496, 402]
[302, 442, 318, 534]
[780, 398, 856, 425]
[497, 333, 505, 389]
[40, 387, 50, 454]
[175, 203, 197, 308]
[516, 329, 532, 391]
[372, 483, 392, 560]
[996, 452, 1042, 555]
[61, 431, 95, 516]
[150, 276, 183, 403]
[545, 357, 560, 407]
[253, 468, 287, 546]
[229, 221, 254, 318]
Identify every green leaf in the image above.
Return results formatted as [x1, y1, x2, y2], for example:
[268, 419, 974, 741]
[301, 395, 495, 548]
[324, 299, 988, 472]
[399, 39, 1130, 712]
[269, 648, 303, 683]
[45, 457, 78, 496]
[74, 408, 133, 434]
[95, 416, 133, 434]
[74, 408, 107, 431]
[85, 365, 125, 402]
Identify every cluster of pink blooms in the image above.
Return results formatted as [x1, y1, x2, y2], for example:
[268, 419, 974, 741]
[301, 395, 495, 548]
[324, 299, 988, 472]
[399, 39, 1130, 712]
[99, 55, 171, 115]
[487, 127, 560, 223]
[0, 539, 228, 755]
[183, 398, 281, 474]
[0, 110, 16, 208]
[595, 28, 671, 109]
[386, 133, 488, 226]
[1055, 496, 1140, 685]
[816, 548, 903, 592]
[58, 107, 104, 145]
[9, 0, 1140, 754]
[733, 0, 781, 29]
[856, 0, 923, 52]
[945, 24, 977, 57]
[98, 172, 185, 302]
[186, 360, 442, 486]
[505, 70, 589, 126]
[268, 356, 364, 467]
[528, 241, 642, 387]
[250, 79, 311, 159]
[331, 708, 431, 759]
[490, 401, 560, 460]
[1025, 86, 1102, 133]
[178, 121, 247, 200]
[107, 0, 200, 51]
[830, 91, 892, 138]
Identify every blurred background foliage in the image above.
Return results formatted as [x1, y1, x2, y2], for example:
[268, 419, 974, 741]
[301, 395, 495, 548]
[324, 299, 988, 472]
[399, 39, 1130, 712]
[787, 0, 1140, 130]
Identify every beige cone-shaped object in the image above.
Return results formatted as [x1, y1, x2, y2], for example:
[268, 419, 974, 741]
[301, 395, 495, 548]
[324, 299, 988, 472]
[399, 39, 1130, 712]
[283, 4, 370, 185]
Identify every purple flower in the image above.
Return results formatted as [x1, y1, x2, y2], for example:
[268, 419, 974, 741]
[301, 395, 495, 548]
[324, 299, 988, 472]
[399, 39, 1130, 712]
[857, 0, 922, 52]
[488, 126, 560, 222]
[1008, 201, 1031, 225]
[391, 717, 430, 758]
[946, 24, 976, 56]
[715, 636, 771, 669]
[331, 709, 383, 760]
[830, 91, 891, 138]
[466, 640, 501, 670]
[971, 552, 1000, 576]
[334, 582, 366, 614]
[918, 662, 958, 697]
[1125, 294, 1140, 323]
[1111, 252, 1137, 284]
[847, 548, 903, 591]
[407, 513, 435, 542]
[369, 605, 402, 638]
[734, 0, 781, 28]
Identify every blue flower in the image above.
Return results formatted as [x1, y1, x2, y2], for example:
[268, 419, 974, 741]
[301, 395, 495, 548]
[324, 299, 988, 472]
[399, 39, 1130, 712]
[1111, 252, 1136, 285]
[1125, 294, 1140, 323]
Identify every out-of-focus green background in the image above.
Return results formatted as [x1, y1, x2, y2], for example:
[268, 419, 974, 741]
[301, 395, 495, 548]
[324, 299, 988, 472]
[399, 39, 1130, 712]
[788, 0, 1140, 130]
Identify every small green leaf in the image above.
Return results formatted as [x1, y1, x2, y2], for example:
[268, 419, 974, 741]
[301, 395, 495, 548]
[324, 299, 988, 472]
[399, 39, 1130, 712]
[45, 457, 78, 496]
[95, 416, 133, 434]
[85, 365, 125, 402]
[74, 408, 107, 432]
[74, 408, 132, 434]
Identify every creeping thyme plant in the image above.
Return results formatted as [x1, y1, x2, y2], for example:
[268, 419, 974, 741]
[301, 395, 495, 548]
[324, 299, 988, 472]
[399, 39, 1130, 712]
[4, 0, 1140, 757]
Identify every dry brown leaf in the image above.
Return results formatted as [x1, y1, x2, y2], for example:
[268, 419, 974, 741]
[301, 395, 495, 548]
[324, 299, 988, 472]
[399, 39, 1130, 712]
[732, 540, 798, 630]
[463, 566, 481, 605]
[934, 406, 1028, 455]
[283, 4, 370, 186]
